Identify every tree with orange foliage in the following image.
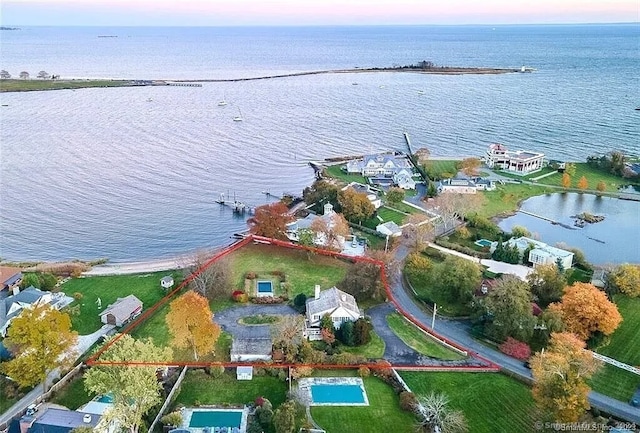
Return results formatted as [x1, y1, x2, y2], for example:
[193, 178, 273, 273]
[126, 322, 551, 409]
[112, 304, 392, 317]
[531, 332, 601, 422]
[548, 282, 622, 341]
[596, 181, 606, 194]
[458, 157, 481, 177]
[310, 212, 349, 250]
[561, 173, 571, 189]
[577, 176, 588, 190]
[165, 291, 221, 360]
[247, 202, 293, 240]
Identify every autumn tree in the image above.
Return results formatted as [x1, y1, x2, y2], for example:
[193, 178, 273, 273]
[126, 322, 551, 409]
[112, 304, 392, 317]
[561, 173, 571, 189]
[432, 256, 482, 305]
[1, 304, 77, 390]
[415, 392, 468, 433]
[577, 176, 588, 190]
[84, 335, 172, 433]
[385, 187, 405, 205]
[271, 315, 304, 362]
[403, 213, 435, 251]
[458, 157, 481, 177]
[337, 261, 384, 302]
[310, 212, 349, 250]
[166, 291, 221, 360]
[609, 263, 640, 297]
[404, 251, 432, 282]
[548, 282, 622, 341]
[338, 188, 375, 223]
[432, 193, 481, 229]
[482, 275, 536, 342]
[530, 332, 601, 422]
[273, 400, 297, 433]
[247, 202, 293, 240]
[564, 163, 577, 177]
[184, 252, 232, 300]
[596, 181, 606, 194]
[527, 264, 567, 307]
[302, 180, 340, 213]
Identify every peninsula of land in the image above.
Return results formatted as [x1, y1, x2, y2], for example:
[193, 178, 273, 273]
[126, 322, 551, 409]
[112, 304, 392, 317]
[0, 64, 527, 93]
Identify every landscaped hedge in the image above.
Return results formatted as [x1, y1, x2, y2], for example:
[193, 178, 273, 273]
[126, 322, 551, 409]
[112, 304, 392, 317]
[434, 238, 491, 260]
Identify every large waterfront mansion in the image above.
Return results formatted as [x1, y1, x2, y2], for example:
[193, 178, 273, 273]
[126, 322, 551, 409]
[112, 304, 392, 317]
[484, 143, 545, 175]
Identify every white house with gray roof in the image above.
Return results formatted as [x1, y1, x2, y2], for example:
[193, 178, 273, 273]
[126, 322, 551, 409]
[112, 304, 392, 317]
[503, 236, 574, 269]
[0, 286, 69, 337]
[346, 154, 413, 177]
[305, 285, 362, 340]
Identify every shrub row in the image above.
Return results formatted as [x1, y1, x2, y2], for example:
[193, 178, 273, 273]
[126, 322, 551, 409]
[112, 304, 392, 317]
[434, 238, 491, 259]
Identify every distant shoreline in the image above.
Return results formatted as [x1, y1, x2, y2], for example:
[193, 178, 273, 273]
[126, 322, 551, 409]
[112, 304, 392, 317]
[0, 66, 523, 93]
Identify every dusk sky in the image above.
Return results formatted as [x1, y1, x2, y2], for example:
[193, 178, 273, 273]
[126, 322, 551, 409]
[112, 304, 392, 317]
[1, 0, 638, 26]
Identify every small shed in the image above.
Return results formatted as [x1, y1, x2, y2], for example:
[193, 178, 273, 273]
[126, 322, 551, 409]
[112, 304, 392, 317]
[160, 275, 174, 290]
[100, 295, 143, 327]
[236, 366, 253, 381]
[590, 269, 608, 289]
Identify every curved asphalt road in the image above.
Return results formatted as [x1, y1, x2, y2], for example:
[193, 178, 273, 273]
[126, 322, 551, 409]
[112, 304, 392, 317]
[390, 244, 640, 424]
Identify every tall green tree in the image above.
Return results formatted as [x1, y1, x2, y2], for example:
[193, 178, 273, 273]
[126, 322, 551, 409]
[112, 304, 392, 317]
[483, 275, 536, 342]
[273, 400, 297, 433]
[433, 256, 482, 305]
[84, 335, 173, 433]
[527, 264, 567, 307]
[1, 304, 77, 390]
[302, 180, 340, 212]
[385, 187, 405, 205]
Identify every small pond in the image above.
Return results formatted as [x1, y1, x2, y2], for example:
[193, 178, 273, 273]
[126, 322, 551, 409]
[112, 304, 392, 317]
[498, 193, 640, 265]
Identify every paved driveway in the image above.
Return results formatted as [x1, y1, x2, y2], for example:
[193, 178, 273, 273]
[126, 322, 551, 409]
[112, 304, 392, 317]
[214, 304, 299, 339]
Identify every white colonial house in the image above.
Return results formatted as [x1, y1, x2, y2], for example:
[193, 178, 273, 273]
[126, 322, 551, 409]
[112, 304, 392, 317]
[346, 153, 413, 177]
[502, 236, 574, 269]
[393, 168, 417, 190]
[485, 143, 545, 175]
[305, 285, 362, 340]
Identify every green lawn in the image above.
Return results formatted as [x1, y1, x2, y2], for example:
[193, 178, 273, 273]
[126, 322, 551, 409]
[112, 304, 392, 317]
[50, 374, 92, 410]
[173, 369, 287, 408]
[588, 295, 640, 401]
[377, 207, 407, 225]
[239, 314, 281, 325]
[229, 244, 349, 297]
[404, 265, 471, 317]
[324, 164, 368, 185]
[63, 271, 181, 335]
[400, 372, 537, 433]
[423, 160, 459, 180]
[311, 375, 415, 433]
[532, 163, 636, 191]
[386, 313, 465, 360]
[340, 331, 386, 359]
[478, 183, 554, 219]
[0, 78, 134, 92]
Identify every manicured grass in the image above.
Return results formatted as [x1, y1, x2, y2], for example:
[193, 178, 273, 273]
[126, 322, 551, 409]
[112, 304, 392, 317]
[239, 314, 281, 325]
[386, 313, 465, 360]
[477, 183, 554, 219]
[340, 331, 385, 359]
[0, 79, 134, 92]
[404, 264, 471, 317]
[324, 164, 367, 185]
[588, 295, 640, 401]
[424, 160, 459, 179]
[377, 207, 407, 225]
[50, 374, 92, 410]
[391, 201, 422, 215]
[311, 376, 415, 433]
[532, 163, 636, 191]
[400, 372, 537, 433]
[173, 369, 287, 408]
[588, 364, 640, 402]
[63, 271, 181, 335]
[229, 244, 349, 297]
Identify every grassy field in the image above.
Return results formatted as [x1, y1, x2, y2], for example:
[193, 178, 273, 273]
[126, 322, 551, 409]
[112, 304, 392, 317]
[229, 243, 349, 297]
[588, 295, 640, 401]
[340, 331, 386, 359]
[423, 160, 459, 180]
[63, 271, 181, 335]
[386, 313, 465, 360]
[404, 265, 471, 317]
[50, 374, 92, 410]
[311, 375, 415, 433]
[531, 163, 636, 191]
[400, 372, 537, 433]
[477, 183, 554, 219]
[377, 206, 407, 225]
[173, 369, 288, 408]
[0, 79, 134, 92]
[324, 164, 367, 185]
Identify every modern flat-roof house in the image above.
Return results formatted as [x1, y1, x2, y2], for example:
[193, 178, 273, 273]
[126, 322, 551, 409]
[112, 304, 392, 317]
[436, 177, 496, 194]
[0, 287, 68, 337]
[503, 236, 574, 269]
[230, 338, 272, 362]
[100, 295, 143, 327]
[305, 285, 362, 340]
[485, 143, 545, 175]
[0, 266, 22, 294]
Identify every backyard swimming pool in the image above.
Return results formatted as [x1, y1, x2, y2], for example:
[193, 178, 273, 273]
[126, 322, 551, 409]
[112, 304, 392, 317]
[299, 377, 369, 406]
[474, 239, 493, 248]
[183, 408, 247, 432]
[256, 280, 273, 297]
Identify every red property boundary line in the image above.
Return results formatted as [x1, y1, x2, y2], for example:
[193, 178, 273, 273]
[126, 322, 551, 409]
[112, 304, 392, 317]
[86, 235, 500, 372]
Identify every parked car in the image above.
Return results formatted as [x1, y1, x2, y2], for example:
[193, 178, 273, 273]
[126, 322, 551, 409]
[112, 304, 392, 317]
[630, 387, 640, 407]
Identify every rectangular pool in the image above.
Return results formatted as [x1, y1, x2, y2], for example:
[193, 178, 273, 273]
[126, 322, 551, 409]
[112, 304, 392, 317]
[256, 280, 273, 296]
[310, 384, 367, 405]
[474, 239, 493, 247]
[188, 410, 243, 428]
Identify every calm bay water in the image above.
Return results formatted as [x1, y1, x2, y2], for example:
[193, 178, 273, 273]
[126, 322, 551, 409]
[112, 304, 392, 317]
[498, 194, 640, 266]
[1, 25, 639, 262]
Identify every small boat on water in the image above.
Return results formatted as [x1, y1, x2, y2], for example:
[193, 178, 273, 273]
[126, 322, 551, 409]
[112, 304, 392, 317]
[635, 107, 640, 111]
[233, 108, 243, 122]
[417, 90, 425, 95]
[146, 98, 153, 102]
